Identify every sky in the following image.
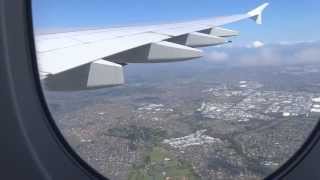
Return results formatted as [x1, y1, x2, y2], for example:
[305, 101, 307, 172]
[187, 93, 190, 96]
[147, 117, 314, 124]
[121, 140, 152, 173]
[32, 0, 320, 44]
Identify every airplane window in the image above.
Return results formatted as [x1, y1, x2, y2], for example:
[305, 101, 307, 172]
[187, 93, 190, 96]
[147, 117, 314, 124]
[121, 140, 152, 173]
[32, 1, 320, 180]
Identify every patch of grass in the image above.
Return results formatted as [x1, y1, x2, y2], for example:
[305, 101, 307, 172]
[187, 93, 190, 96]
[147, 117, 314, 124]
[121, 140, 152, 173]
[107, 126, 168, 149]
[128, 147, 200, 180]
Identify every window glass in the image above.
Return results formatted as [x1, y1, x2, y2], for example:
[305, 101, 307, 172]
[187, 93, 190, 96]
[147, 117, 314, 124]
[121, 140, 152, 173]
[32, 1, 320, 179]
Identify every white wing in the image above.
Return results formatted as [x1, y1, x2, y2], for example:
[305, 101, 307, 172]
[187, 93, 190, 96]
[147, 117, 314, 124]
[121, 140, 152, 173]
[36, 3, 269, 91]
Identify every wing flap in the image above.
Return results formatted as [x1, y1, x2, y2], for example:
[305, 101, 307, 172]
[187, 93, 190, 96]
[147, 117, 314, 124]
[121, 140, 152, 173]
[148, 41, 202, 61]
[43, 60, 124, 91]
[201, 27, 240, 37]
[168, 32, 229, 47]
[106, 41, 202, 63]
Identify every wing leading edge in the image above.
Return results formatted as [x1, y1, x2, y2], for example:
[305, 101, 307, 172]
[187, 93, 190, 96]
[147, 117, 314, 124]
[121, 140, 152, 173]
[37, 3, 269, 91]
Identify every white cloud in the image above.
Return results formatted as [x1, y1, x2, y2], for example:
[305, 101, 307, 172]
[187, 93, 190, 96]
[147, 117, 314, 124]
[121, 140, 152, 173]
[249, 41, 265, 48]
[294, 48, 320, 64]
[203, 41, 320, 66]
[206, 51, 229, 62]
[278, 40, 316, 45]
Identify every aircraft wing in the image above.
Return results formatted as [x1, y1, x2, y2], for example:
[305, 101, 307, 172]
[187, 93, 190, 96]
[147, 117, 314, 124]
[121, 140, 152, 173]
[35, 3, 269, 91]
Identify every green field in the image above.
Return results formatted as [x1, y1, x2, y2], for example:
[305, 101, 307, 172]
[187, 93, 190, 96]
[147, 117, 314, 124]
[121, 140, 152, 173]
[128, 147, 200, 180]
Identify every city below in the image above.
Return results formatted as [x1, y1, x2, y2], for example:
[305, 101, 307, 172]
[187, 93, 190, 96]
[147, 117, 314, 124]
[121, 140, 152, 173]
[45, 63, 320, 180]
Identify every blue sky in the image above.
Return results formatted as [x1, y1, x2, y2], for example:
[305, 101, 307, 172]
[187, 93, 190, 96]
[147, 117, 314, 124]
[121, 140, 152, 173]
[32, 0, 320, 44]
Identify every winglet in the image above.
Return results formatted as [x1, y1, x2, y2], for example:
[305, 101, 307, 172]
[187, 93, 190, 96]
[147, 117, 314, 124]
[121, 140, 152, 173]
[247, 3, 269, 25]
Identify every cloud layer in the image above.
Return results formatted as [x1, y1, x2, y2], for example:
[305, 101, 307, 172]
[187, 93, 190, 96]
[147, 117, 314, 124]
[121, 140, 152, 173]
[204, 41, 320, 67]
